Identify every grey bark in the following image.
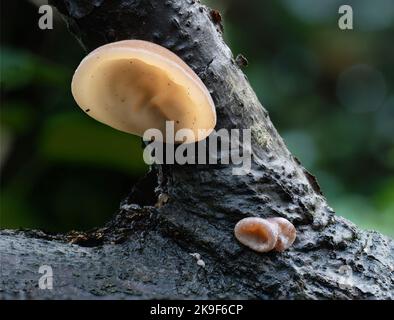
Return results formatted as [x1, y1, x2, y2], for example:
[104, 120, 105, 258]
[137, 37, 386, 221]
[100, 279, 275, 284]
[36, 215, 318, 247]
[0, 0, 393, 299]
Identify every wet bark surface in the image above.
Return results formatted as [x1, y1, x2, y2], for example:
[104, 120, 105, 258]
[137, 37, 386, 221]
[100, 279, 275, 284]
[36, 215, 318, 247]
[1, 0, 393, 299]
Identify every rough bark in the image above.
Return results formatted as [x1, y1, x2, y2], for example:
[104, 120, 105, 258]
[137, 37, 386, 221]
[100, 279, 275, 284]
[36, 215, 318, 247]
[0, 0, 393, 300]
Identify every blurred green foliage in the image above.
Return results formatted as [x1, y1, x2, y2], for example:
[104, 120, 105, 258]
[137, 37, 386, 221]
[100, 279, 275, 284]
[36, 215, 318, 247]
[0, 1, 147, 231]
[0, 0, 393, 236]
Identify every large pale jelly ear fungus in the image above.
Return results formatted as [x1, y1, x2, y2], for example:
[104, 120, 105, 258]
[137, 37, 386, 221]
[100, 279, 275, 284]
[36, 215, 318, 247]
[234, 217, 279, 253]
[71, 40, 216, 143]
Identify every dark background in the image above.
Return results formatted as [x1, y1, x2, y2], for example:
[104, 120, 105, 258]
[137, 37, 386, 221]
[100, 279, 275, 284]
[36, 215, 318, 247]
[1, 0, 393, 237]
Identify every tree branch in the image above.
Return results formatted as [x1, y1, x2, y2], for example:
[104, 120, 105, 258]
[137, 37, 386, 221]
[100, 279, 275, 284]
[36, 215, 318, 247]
[1, 0, 393, 299]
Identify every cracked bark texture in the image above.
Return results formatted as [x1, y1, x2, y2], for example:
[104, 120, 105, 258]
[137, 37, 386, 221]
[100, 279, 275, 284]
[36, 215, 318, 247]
[0, 0, 393, 299]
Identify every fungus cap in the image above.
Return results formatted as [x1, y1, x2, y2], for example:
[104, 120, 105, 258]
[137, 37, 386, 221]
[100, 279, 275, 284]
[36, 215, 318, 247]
[71, 40, 216, 143]
[234, 217, 279, 253]
[267, 217, 296, 252]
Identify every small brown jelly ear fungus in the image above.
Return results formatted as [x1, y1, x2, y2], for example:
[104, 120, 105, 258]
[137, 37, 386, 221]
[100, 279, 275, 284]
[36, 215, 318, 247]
[234, 217, 279, 253]
[71, 40, 216, 143]
[267, 217, 296, 252]
[234, 217, 296, 253]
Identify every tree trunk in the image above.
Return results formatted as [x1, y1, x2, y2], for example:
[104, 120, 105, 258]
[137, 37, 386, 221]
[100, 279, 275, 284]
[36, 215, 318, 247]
[0, 0, 393, 300]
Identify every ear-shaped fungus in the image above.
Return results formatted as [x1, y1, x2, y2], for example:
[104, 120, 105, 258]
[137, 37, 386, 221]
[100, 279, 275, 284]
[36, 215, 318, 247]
[71, 40, 216, 143]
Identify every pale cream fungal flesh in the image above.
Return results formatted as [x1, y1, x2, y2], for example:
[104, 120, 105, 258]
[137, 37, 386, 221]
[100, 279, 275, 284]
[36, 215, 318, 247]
[71, 40, 216, 143]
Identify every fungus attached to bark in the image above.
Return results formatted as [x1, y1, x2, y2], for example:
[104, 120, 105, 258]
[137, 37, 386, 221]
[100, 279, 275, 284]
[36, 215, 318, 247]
[71, 40, 216, 143]
[234, 217, 279, 253]
[234, 217, 296, 253]
[267, 217, 297, 252]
